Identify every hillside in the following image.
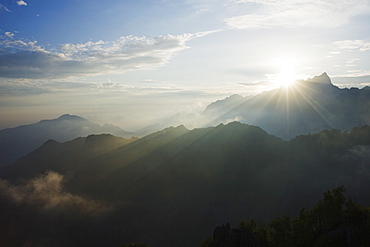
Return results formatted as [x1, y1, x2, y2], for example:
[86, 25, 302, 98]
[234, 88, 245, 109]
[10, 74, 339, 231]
[1, 122, 370, 246]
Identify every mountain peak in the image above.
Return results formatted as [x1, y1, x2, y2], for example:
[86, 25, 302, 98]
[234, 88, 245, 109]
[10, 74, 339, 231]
[57, 114, 86, 121]
[305, 72, 332, 85]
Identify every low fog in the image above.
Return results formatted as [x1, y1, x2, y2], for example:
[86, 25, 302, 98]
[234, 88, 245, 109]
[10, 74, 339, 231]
[0, 171, 110, 215]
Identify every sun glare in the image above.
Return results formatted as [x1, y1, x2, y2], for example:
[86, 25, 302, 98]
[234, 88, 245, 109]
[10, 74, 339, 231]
[275, 60, 298, 88]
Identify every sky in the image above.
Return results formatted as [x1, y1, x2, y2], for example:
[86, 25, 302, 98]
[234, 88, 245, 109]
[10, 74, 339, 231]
[1, 0, 370, 131]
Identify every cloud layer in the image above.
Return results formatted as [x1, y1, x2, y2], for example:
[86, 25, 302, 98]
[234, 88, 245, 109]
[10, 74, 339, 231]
[0, 34, 204, 79]
[226, 0, 370, 29]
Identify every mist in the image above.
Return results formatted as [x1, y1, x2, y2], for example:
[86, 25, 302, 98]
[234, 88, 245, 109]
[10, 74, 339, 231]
[0, 171, 111, 215]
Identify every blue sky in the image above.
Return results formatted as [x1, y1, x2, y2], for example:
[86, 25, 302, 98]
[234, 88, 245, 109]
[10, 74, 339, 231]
[1, 0, 370, 130]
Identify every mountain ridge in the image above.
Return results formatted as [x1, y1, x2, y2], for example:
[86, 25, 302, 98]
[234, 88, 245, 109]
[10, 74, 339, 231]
[202, 73, 370, 139]
[1, 122, 370, 246]
[0, 114, 135, 167]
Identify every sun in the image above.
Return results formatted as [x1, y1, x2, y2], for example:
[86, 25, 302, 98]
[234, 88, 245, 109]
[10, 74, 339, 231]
[275, 60, 298, 88]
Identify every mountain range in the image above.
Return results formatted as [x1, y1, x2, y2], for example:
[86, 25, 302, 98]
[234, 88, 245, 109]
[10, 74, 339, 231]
[0, 114, 136, 167]
[1, 122, 370, 247]
[2, 72, 369, 167]
[1, 72, 370, 246]
[203, 72, 370, 139]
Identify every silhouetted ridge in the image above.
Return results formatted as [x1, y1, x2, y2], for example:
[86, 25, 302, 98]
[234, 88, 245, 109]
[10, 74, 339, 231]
[57, 114, 86, 120]
[305, 72, 332, 85]
[42, 139, 60, 146]
[0, 114, 135, 167]
[83, 134, 137, 156]
[202, 72, 370, 139]
[145, 124, 189, 138]
[1, 124, 370, 247]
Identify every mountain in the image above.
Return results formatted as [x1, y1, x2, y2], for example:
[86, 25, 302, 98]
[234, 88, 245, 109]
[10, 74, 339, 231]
[203, 73, 370, 139]
[1, 122, 370, 247]
[0, 114, 134, 167]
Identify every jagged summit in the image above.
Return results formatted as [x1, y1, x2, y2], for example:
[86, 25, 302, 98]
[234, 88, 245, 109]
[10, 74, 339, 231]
[305, 72, 332, 85]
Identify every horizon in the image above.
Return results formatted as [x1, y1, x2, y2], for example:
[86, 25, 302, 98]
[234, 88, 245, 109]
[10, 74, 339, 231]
[1, 0, 370, 130]
[0, 71, 367, 132]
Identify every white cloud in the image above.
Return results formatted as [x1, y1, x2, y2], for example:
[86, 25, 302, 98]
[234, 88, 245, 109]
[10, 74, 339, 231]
[16, 0, 27, 6]
[345, 58, 360, 67]
[226, 0, 370, 29]
[97, 79, 132, 90]
[333, 40, 370, 52]
[0, 32, 214, 79]
[226, 116, 243, 124]
[4, 32, 14, 38]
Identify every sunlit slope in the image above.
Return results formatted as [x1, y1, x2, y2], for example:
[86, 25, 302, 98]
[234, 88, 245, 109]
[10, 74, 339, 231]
[204, 73, 370, 139]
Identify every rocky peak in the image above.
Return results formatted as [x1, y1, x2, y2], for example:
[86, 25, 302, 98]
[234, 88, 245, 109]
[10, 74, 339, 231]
[305, 72, 332, 85]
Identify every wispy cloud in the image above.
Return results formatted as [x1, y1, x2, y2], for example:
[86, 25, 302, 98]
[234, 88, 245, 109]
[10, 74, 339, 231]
[139, 79, 167, 84]
[226, 0, 370, 29]
[0, 3, 11, 12]
[0, 32, 216, 79]
[345, 58, 360, 67]
[0, 79, 51, 96]
[235, 80, 273, 87]
[4, 32, 14, 38]
[332, 40, 370, 52]
[16, 0, 27, 6]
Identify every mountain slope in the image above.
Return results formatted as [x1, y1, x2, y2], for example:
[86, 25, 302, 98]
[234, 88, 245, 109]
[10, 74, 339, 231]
[203, 73, 370, 139]
[0, 114, 134, 167]
[1, 123, 370, 247]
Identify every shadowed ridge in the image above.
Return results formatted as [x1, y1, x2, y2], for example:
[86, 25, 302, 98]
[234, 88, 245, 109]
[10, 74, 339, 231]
[0, 114, 135, 167]
[201, 72, 369, 139]
[0, 133, 137, 181]
[37, 114, 88, 124]
[297, 72, 341, 98]
[203, 94, 249, 116]
[305, 72, 332, 85]
[83, 134, 138, 157]
[1, 124, 370, 247]
[136, 124, 189, 144]
[56, 114, 86, 121]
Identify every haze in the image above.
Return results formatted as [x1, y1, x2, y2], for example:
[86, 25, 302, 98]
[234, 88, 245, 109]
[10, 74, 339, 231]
[1, 0, 370, 131]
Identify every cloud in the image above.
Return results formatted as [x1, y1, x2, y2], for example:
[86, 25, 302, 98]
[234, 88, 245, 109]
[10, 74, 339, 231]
[332, 40, 370, 52]
[139, 79, 167, 84]
[226, 0, 370, 29]
[0, 171, 110, 214]
[0, 33, 213, 79]
[345, 58, 360, 67]
[4, 32, 14, 38]
[97, 79, 132, 90]
[225, 116, 243, 124]
[235, 80, 273, 87]
[16, 0, 27, 6]
[0, 3, 11, 12]
[0, 78, 51, 95]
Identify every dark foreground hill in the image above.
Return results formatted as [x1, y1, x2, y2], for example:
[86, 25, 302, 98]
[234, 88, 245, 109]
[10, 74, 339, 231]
[203, 73, 370, 139]
[0, 114, 134, 167]
[0, 122, 370, 247]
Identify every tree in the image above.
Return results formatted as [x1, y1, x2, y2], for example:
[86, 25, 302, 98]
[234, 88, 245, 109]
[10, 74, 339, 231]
[269, 215, 293, 247]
